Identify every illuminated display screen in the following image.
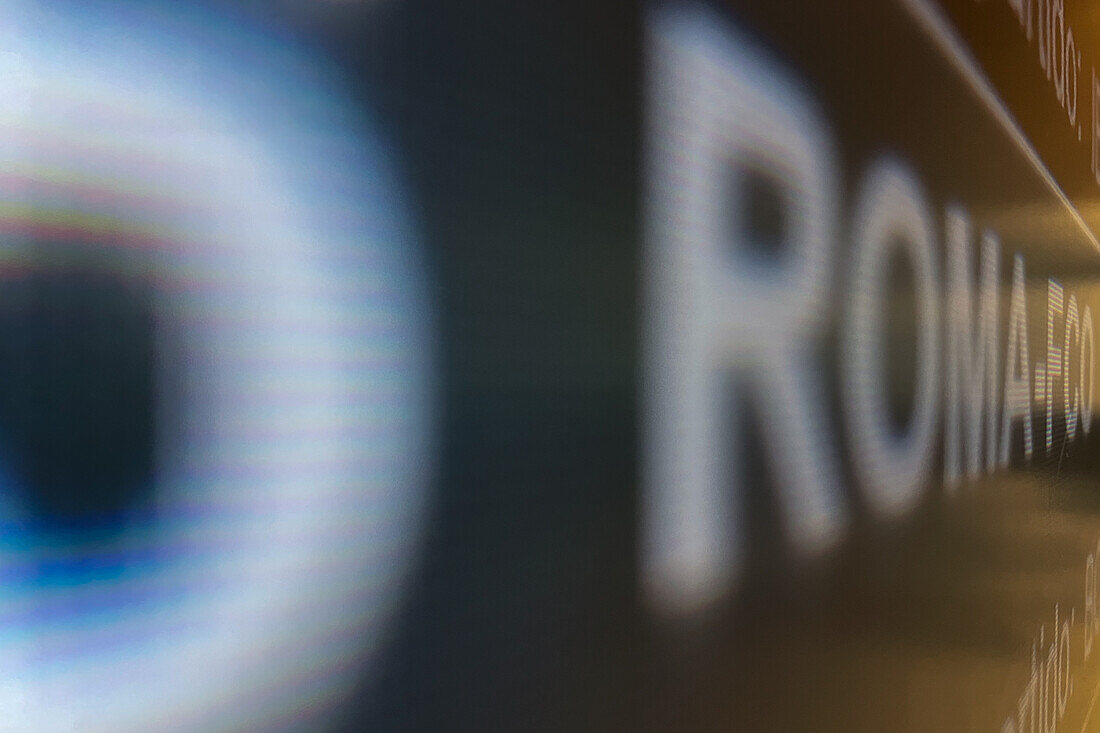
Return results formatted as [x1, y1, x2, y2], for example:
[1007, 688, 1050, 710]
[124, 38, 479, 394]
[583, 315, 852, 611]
[7, 0, 1100, 730]
[643, 1, 1100, 731]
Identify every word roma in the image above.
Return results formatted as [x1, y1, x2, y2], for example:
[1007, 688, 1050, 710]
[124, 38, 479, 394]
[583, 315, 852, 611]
[642, 7, 1097, 616]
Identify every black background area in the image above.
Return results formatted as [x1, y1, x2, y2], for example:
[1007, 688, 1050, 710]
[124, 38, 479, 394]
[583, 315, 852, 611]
[0, 251, 156, 534]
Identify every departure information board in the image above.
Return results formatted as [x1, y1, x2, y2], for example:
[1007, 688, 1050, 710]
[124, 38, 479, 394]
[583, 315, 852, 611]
[640, 1, 1100, 731]
[264, 0, 1100, 730]
[8, 1, 1100, 731]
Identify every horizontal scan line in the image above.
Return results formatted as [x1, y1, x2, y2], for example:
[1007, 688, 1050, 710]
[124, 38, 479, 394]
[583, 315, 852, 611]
[900, 0, 1100, 254]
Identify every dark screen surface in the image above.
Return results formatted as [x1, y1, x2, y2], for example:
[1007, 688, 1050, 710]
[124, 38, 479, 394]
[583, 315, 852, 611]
[6, 0, 1100, 731]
